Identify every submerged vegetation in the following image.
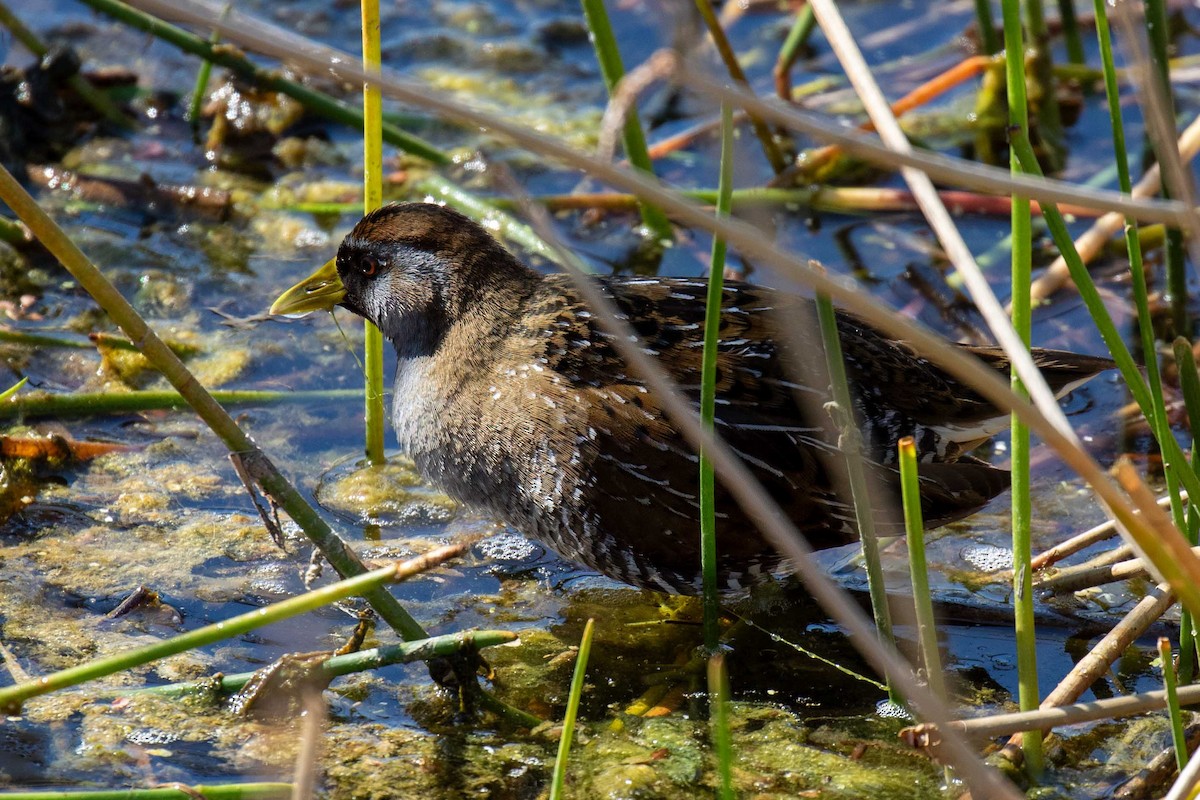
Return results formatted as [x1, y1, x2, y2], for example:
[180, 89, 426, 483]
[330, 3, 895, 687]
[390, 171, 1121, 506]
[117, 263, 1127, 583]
[2, 0, 1200, 797]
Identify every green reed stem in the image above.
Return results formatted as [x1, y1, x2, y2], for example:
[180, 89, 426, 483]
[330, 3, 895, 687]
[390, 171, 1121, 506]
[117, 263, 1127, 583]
[1144, 0, 1188, 335]
[1172, 336, 1200, 678]
[708, 652, 735, 800]
[775, 5, 817, 97]
[137, 630, 518, 697]
[0, 0, 134, 130]
[1159, 637, 1189, 769]
[0, 388, 360, 419]
[693, 0, 786, 172]
[361, 0, 386, 465]
[0, 164, 542, 728]
[698, 103, 734, 651]
[0, 784, 292, 800]
[814, 290, 899, 705]
[1057, 0, 1085, 64]
[897, 437, 947, 703]
[578, 0, 673, 242]
[78, 0, 448, 164]
[973, 0, 1000, 55]
[1093, 0, 1195, 682]
[1002, 0, 1043, 777]
[549, 618, 595, 800]
[0, 562, 401, 713]
[188, 36, 217, 135]
[187, 5, 228, 137]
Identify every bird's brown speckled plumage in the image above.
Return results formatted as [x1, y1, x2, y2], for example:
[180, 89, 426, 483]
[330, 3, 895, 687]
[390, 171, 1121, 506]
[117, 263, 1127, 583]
[330, 202, 1113, 593]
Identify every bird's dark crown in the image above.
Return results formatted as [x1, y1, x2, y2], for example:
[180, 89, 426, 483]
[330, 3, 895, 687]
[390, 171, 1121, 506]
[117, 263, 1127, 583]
[334, 203, 541, 354]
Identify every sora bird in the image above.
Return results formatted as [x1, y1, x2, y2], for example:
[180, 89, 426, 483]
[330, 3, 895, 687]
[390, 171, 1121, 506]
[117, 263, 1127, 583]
[271, 202, 1113, 594]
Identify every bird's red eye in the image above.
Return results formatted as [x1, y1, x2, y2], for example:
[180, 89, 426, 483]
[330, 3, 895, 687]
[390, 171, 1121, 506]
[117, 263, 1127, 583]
[361, 256, 379, 277]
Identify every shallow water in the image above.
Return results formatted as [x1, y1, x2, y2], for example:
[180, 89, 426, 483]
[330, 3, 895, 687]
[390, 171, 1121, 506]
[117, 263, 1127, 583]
[0, 0, 1196, 797]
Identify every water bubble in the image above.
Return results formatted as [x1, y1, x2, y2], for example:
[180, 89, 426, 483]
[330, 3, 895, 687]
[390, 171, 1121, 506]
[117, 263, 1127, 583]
[875, 699, 911, 720]
[961, 544, 1013, 572]
[477, 532, 539, 562]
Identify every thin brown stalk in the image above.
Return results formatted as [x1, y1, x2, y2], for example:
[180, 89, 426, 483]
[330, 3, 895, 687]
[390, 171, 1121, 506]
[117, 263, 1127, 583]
[525, 186, 1111, 217]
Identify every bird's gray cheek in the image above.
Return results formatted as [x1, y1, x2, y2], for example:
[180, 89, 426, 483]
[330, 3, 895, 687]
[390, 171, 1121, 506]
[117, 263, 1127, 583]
[364, 282, 403, 327]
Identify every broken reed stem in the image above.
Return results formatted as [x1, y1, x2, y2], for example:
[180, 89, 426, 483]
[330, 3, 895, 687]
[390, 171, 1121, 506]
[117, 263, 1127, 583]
[773, 4, 817, 100]
[1030, 497, 1175, 572]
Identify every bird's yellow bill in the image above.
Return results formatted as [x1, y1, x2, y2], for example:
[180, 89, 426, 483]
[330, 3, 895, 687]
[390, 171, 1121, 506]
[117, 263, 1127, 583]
[269, 258, 346, 317]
